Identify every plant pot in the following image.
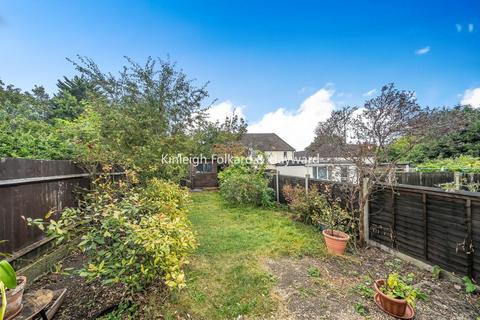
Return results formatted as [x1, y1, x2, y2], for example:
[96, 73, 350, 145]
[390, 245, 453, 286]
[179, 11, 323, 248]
[2, 276, 27, 320]
[374, 279, 408, 317]
[322, 229, 349, 255]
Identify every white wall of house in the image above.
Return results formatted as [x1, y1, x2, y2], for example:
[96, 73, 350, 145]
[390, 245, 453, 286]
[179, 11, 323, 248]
[265, 150, 294, 164]
[310, 164, 357, 183]
[276, 165, 311, 178]
[250, 150, 295, 165]
[275, 162, 358, 183]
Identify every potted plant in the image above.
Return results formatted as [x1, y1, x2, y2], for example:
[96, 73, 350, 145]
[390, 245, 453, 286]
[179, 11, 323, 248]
[321, 200, 351, 255]
[373, 272, 424, 318]
[0, 260, 26, 320]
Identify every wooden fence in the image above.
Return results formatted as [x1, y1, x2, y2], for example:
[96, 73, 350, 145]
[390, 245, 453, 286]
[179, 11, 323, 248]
[0, 158, 91, 254]
[271, 173, 480, 278]
[393, 172, 480, 188]
[369, 184, 480, 278]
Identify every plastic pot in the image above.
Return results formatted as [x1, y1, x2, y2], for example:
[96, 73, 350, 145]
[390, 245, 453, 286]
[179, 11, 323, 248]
[374, 279, 408, 317]
[3, 276, 27, 320]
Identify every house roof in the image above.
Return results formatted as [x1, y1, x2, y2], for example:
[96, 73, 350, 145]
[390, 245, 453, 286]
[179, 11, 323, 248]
[304, 143, 375, 158]
[240, 133, 295, 152]
[294, 150, 308, 158]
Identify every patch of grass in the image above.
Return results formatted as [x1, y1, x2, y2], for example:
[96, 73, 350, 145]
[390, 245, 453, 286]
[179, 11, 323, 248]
[355, 276, 374, 298]
[307, 267, 321, 278]
[145, 191, 325, 319]
[385, 258, 403, 271]
[354, 302, 369, 317]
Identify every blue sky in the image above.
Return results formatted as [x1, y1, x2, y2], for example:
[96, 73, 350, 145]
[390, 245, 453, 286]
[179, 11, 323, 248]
[1, 0, 479, 149]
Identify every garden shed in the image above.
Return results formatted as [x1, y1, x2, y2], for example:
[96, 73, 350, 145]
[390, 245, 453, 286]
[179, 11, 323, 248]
[188, 158, 221, 188]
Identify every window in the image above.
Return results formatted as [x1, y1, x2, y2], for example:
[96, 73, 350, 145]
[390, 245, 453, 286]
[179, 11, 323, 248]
[283, 151, 288, 158]
[195, 163, 213, 173]
[313, 166, 332, 180]
[340, 166, 349, 182]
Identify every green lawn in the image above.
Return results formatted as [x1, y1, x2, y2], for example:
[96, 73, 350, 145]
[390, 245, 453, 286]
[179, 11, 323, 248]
[147, 191, 326, 319]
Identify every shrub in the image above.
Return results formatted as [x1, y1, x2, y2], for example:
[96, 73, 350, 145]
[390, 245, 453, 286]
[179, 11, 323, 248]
[218, 159, 274, 207]
[282, 184, 325, 225]
[417, 155, 480, 173]
[282, 184, 352, 233]
[27, 172, 196, 297]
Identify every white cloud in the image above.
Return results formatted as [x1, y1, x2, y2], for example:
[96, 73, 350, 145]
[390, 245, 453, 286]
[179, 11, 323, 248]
[461, 88, 480, 108]
[468, 23, 474, 32]
[206, 100, 245, 123]
[415, 46, 430, 55]
[456, 24, 462, 32]
[248, 86, 335, 150]
[363, 89, 377, 97]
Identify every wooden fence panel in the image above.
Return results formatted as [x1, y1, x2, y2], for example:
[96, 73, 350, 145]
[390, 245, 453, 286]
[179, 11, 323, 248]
[394, 172, 454, 187]
[0, 158, 90, 254]
[394, 172, 480, 188]
[471, 200, 480, 277]
[369, 185, 480, 278]
[369, 189, 394, 247]
[394, 190, 425, 261]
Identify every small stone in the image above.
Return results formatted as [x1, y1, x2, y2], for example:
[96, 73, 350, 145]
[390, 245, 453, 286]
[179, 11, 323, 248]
[454, 284, 462, 290]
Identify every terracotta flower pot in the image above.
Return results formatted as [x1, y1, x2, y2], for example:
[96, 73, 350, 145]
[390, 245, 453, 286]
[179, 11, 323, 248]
[322, 229, 349, 255]
[2, 276, 27, 320]
[374, 279, 408, 317]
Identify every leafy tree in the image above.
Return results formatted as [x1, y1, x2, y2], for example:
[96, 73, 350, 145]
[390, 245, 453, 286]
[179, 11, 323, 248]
[190, 114, 247, 156]
[0, 81, 73, 159]
[389, 105, 479, 162]
[68, 56, 212, 181]
[56, 75, 97, 102]
[50, 75, 100, 120]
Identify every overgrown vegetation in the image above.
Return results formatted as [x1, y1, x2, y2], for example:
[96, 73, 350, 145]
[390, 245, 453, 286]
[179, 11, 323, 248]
[282, 184, 354, 234]
[389, 106, 480, 162]
[218, 159, 274, 207]
[416, 155, 480, 173]
[28, 171, 196, 301]
[0, 57, 246, 182]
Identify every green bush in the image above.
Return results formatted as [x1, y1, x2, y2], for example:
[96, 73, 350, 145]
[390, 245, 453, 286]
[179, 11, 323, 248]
[416, 155, 480, 173]
[218, 159, 273, 207]
[28, 172, 196, 296]
[282, 184, 352, 233]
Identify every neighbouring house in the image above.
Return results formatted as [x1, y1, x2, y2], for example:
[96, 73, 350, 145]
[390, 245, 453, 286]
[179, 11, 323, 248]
[276, 144, 366, 183]
[240, 133, 295, 167]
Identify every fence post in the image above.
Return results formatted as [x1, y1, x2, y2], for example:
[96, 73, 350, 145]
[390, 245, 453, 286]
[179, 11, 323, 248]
[363, 178, 369, 243]
[305, 174, 309, 195]
[466, 198, 473, 278]
[276, 169, 280, 203]
[454, 172, 461, 190]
